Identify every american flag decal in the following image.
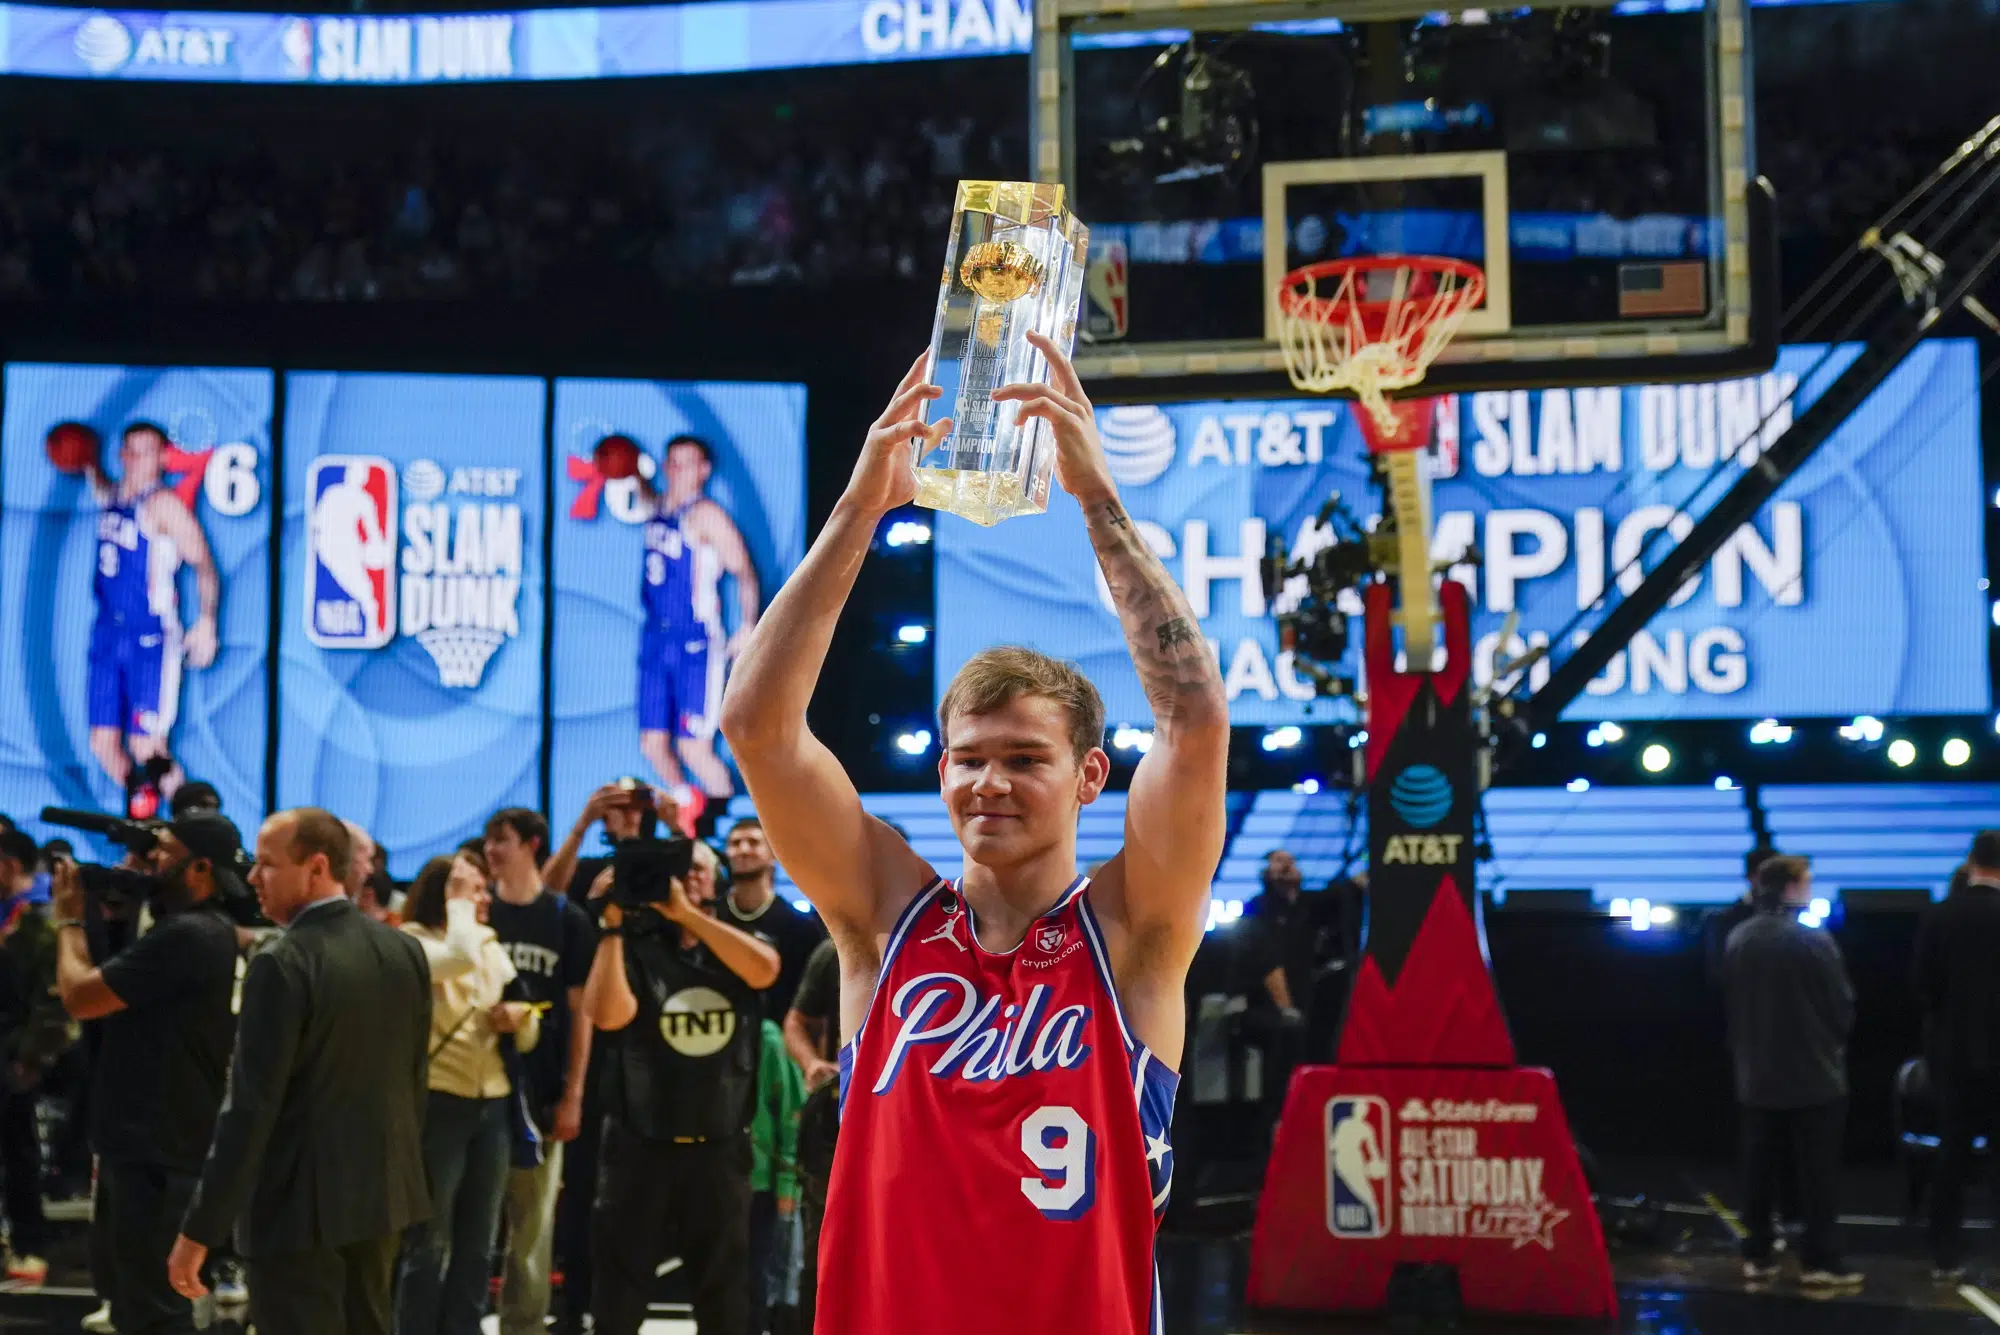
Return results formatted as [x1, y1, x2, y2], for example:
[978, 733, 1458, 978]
[1619, 261, 1708, 318]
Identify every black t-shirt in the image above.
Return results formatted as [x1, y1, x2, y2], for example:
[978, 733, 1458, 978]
[719, 887, 825, 1018]
[605, 922, 762, 1143]
[93, 904, 240, 1170]
[488, 890, 597, 1116]
[1242, 885, 1351, 1016]
[792, 938, 840, 1062]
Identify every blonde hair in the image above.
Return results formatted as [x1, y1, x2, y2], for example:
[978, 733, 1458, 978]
[938, 646, 1105, 763]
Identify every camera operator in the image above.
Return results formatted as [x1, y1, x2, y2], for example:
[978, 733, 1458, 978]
[543, 781, 678, 905]
[584, 845, 779, 1335]
[50, 814, 244, 1335]
[0, 829, 67, 1283]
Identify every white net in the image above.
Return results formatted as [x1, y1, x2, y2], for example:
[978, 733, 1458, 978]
[416, 627, 507, 689]
[1275, 259, 1485, 441]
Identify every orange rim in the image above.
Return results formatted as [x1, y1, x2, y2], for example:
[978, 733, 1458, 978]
[1276, 255, 1486, 325]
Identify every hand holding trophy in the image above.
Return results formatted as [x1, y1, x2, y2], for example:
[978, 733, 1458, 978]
[911, 181, 1089, 526]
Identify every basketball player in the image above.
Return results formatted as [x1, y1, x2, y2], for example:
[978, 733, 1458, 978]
[720, 333, 1228, 1335]
[83, 422, 220, 802]
[633, 435, 761, 809]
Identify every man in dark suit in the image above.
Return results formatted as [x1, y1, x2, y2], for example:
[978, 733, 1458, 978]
[167, 808, 432, 1335]
[1914, 829, 2000, 1279]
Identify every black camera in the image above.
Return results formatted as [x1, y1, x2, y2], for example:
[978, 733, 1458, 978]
[611, 834, 697, 908]
[40, 807, 163, 907]
[1258, 493, 1377, 700]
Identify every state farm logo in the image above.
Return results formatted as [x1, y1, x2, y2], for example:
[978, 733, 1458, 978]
[1423, 1098, 1540, 1125]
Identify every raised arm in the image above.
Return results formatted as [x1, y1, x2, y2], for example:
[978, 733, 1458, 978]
[995, 332, 1230, 994]
[720, 353, 946, 942]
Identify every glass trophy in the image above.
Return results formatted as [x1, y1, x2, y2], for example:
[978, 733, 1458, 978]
[915, 180, 1089, 527]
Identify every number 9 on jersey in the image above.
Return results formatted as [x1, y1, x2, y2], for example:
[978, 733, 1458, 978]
[1020, 1105, 1097, 1221]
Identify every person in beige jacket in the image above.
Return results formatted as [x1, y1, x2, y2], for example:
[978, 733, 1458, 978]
[394, 852, 539, 1335]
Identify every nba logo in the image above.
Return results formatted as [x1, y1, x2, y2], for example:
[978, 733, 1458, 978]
[305, 455, 397, 649]
[1084, 240, 1129, 342]
[1325, 1095, 1393, 1239]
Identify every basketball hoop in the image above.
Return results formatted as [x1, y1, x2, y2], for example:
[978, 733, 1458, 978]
[1274, 256, 1485, 449]
[417, 627, 506, 689]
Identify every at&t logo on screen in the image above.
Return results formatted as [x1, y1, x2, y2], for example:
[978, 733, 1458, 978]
[72, 12, 238, 74]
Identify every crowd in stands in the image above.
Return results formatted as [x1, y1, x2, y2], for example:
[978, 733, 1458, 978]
[0, 89, 1017, 302]
[0, 0, 1989, 306]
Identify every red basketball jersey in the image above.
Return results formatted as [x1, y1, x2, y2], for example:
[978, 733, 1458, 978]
[818, 875, 1177, 1335]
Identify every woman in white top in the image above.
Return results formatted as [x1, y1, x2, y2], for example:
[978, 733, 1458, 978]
[395, 852, 539, 1335]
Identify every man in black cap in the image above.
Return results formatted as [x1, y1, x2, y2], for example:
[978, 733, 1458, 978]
[168, 782, 222, 822]
[50, 812, 245, 1335]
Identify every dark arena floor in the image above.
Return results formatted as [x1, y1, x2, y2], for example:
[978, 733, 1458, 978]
[3, 1159, 2000, 1335]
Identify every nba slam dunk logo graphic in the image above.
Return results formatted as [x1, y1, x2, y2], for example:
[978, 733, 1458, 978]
[1326, 1096, 1393, 1238]
[305, 455, 526, 687]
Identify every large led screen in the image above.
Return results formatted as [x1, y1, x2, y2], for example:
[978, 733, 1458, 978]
[548, 379, 806, 839]
[937, 339, 1991, 725]
[0, 364, 274, 838]
[278, 372, 546, 875]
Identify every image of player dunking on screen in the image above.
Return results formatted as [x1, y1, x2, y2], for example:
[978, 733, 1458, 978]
[80, 421, 220, 808]
[631, 433, 761, 816]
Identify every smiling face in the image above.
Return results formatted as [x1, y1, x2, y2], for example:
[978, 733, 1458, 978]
[121, 425, 165, 491]
[939, 693, 1109, 871]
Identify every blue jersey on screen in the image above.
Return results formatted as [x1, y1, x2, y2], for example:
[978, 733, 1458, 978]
[89, 488, 179, 737]
[94, 490, 171, 634]
[641, 499, 723, 636]
[638, 496, 724, 740]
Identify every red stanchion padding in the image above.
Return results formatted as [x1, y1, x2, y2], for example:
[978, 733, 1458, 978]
[1247, 1064, 1616, 1319]
[1337, 876, 1514, 1068]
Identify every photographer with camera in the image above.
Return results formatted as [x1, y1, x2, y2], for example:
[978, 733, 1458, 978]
[543, 781, 679, 905]
[583, 835, 778, 1335]
[49, 813, 245, 1335]
[0, 829, 68, 1283]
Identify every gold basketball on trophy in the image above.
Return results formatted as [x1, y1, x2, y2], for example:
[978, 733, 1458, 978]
[959, 240, 1046, 304]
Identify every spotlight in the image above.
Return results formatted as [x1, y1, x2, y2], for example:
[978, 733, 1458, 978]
[884, 519, 933, 548]
[1111, 725, 1155, 754]
[1714, 776, 1737, 791]
[1944, 737, 1972, 767]
[1292, 777, 1322, 794]
[1630, 897, 1651, 931]
[1609, 897, 1630, 918]
[1531, 732, 1547, 749]
[1838, 715, 1884, 743]
[1887, 738, 1917, 767]
[1810, 897, 1831, 918]
[1566, 777, 1590, 793]
[1262, 725, 1303, 752]
[894, 729, 933, 755]
[896, 623, 929, 645]
[1640, 743, 1671, 773]
[792, 899, 812, 913]
[1799, 911, 1823, 929]
[1586, 728, 1605, 748]
[1348, 730, 1369, 750]
[1598, 721, 1625, 743]
[1649, 904, 1675, 926]
[1749, 719, 1793, 745]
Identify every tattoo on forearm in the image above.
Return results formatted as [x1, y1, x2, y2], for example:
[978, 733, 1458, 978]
[1083, 498, 1223, 724]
